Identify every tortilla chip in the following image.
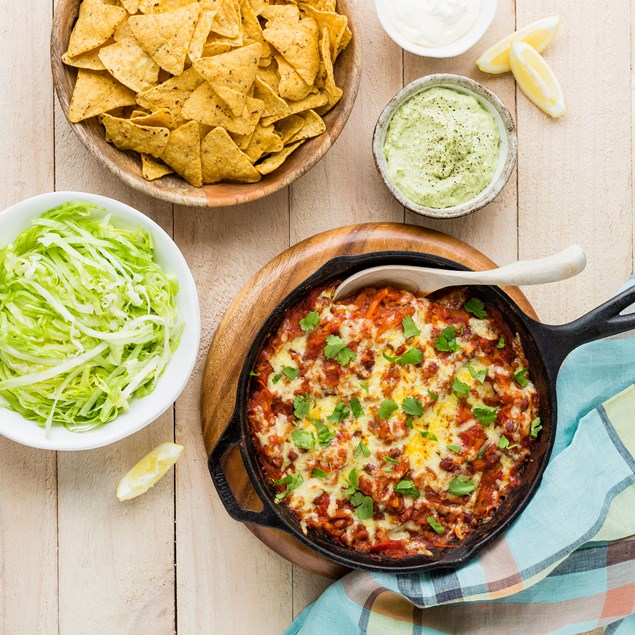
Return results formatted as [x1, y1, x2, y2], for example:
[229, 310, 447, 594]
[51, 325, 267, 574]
[100, 113, 170, 157]
[245, 124, 283, 162]
[211, 0, 242, 39]
[230, 129, 255, 150]
[246, 0, 267, 16]
[160, 120, 203, 186]
[188, 9, 217, 61]
[141, 154, 174, 180]
[299, 0, 336, 10]
[256, 61, 281, 93]
[240, 0, 271, 60]
[130, 107, 176, 128]
[253, 77, 288, 119]
[192, 43, 261, 116]
[206, 32, 244, 48]
[130, 109, 150, 118]
[276, 54, 313, 101]
[263, 15, 319, 86]
[136, 67, 204, 124]
[255, 139, 304, 174]
[139, 0, 195, 12]
[67, 0, 127, 57]
[62, 47, 107, 71]
[300, 5, 347, 59]
[260, 90, 327, 126]
[98, 38, 160, 92]
[201, 127, 261, 183]
[274, 114, 304, 144]
[261, 5, 299, 22]
[68, 69, 137, 123]
[315, 26, 342, 114]
[335, 26, 352, 60]
[120, 0, 139, 12]
[286, 109, 325, 143]
[201, 41, 232, 57]
[129, 3, 201, 76]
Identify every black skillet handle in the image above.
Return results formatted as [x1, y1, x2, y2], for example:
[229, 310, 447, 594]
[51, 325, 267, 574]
[208, 411, 288, 531]
[535, 285, 635, 372]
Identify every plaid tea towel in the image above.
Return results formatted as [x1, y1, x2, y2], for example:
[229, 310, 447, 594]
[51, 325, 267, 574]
[286, 282, 635, 635]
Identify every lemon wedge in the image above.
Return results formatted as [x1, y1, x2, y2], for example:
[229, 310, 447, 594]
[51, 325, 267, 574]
[510, 41, 566, 118]
[476, 15, 561, 74]
[116, 442, 184, 501]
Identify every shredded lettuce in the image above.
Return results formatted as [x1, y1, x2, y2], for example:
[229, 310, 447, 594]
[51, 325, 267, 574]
[0, 201, 183, 435]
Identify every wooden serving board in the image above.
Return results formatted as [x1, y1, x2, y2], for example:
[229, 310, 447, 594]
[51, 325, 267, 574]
[201, 223, 538, 579]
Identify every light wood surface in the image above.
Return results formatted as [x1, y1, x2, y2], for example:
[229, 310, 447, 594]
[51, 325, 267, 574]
[0, 0, 633, 633]
[51, 0, 362, 208]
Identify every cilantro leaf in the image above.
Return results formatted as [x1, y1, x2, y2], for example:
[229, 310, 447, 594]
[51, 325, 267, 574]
[447, 444, 461, 453]
[383, 456, 398, 464]
[464, 298, 487, 319]
[299, 311, 320, 333]
[274, 472, 304, 499]
[293, 394, 311, 420]
[378, 399, 398, 419]
[468, 364, 487, 383]
[473, 405, 498, 426]
[477, 442, 488, 458]
[497, 436, 519, 450]
[530, 417, 543, 439]
[448, 475, 477, 496]
[312, 419, 335, 447]
[452, 378, 470, 398]
[360, 382, 369, 395]
[397, 348, 423, 366]
[497, 336, 505, 349]
[282, 366, 299, 380]
[344, 468, 359, 496]
[291, 429, 315, 450]
[383, 351, 398, 362]
[394, 480, 420, 497]
[350, 398, 363, 418]
[328, 402, 350, 423]
[514, 367, 529, 387]
[402, 396, 423, 417]
[350, 492, 374, 519]
[402, 315, 421, 339]
[427, 389, 439, 401]
[324, 335, 356, 366]
[249, 370, 260, 377]
[405, 417, 414, 429]
[420, 430, 438, 441]
[353, 440, 370, 458]
[434, 326, 461, 353]
[272, 373, 282, 384]
[427, 516, 445, 534]
[313, 467, 330, 478]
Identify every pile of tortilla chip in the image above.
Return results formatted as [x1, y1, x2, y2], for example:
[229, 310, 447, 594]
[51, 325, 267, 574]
[62, 0, 351, 186]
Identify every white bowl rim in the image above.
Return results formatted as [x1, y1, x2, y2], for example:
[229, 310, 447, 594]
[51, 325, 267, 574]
[0, 191, 201, 451]
[372, 74, 518, 220]
[374, 0, 498, 58]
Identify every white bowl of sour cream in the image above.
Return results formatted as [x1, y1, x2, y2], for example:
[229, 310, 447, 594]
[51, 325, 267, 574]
[376, 0, 498, 58]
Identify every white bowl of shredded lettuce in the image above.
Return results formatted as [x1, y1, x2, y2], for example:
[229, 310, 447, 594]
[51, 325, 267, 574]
[0, 192, 200, 451]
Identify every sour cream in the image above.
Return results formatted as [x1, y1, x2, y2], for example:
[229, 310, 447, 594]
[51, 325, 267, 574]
[384, 0, 482, 48]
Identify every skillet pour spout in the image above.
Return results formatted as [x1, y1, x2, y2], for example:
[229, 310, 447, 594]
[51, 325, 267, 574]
[208, 251, 635, 574]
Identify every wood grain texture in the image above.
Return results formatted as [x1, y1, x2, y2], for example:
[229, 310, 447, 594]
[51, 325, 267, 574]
[51, 0, 362, 208]
[200, 222, 537, 579]
[0, 2, 57, 633]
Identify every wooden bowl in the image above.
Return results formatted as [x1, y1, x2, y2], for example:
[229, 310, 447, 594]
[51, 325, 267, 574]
[51, 0, 362, 208]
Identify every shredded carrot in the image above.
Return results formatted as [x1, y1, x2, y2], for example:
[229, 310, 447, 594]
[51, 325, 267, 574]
[366, 288, 388, 319]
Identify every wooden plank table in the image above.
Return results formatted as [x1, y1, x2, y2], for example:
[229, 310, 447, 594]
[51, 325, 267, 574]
[0, 0, 632, 633]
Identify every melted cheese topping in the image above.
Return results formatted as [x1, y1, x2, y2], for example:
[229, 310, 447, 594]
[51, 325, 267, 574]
[248, 285, 540, 557]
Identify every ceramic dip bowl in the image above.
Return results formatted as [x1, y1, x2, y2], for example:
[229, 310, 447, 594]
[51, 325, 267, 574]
[373, 74, 517, 220]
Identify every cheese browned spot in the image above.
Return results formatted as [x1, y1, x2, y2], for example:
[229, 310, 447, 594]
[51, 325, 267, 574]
[247, 284, 540, 557]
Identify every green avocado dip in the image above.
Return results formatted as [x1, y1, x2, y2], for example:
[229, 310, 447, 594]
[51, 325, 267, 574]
[383, 87, 501, 209]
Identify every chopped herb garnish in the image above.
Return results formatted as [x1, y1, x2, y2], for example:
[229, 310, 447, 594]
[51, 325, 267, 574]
[447, 444, 461, 453]
[274, 472, 304, 499]
[378, 399, 398, 419]
[350, 491, 374, 519]
[282, 366, 299, 380]
[383, 456, 398, 464]
[477, 442, 488, 458]
[452, 378, 470, 398]
[530, 417, 543, 439]
[344, 468, 359, 496]
[420, 430, 438, 441]
[405, 417, 414, 429]
[328, 402, 350, 423]
[324, 335, 356, 366]
[397, 348, 423, 366]
[497, 336, 505, 349]
[382, 352, 397, 363]
[291, 429, 315, 450]
[394, 480, 420, 497]
[249, 370, 260, 377]
[427, 389, 439, 401]
[293, 394, 311, 420]
[427, 516, 445, 535]
[299, 311, 320, 333]
[313, 467, 330, 478]
[448, 475, 477, 496]
[402, 315, 421, 339]
[468, 364, 487, 383]
[434, 326, 461, 353]
[464, 298, 488, 319]
[312, 419, 335, 447]
[402, 396, 423, 417]
[497, 436, 519, 450]
[360, 382, 370, 395]
[514, 367, 529, 387]
[353, 440, 370, 458]
[350, 398, 363, 418]
[473, 405, 498, 426]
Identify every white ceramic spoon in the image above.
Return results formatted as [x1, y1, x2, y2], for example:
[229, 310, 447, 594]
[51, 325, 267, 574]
[333, 245, 587, 301]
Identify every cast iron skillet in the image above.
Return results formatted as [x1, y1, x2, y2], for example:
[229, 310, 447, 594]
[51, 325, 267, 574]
[208, 251, 635, 573]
